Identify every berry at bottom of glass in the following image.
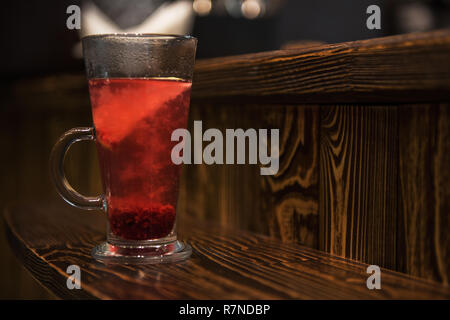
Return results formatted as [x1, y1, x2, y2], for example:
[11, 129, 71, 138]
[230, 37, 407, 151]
[89, 78, 191, 240]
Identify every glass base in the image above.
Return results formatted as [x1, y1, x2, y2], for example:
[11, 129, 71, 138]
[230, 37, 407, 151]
[91, 240, 192, 264]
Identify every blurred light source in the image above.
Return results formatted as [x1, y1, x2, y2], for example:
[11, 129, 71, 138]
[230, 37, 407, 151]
[241, 0, 264, 19]
[397, 2, 435, 33]
[72, 0, 195, 59]
[193, 0, 212, 16]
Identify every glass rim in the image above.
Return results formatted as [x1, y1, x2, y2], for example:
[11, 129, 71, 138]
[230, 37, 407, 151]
[81, 33, 197, 41]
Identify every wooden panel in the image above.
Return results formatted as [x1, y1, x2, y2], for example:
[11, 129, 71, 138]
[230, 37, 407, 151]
[0, 212, 56, 299]
[0, 84, 100, 298]
[2, 29, 450, 293]
[398, 104, 450, 284]
[319, 105, 398, 270]
[178, 103, 319, 248]
[262, 105, 319, 248]
[4, 30, 450, 109]
[178, 103, 263, 233]
[4, 203, 450, 300]
[192, 29, 450, 103]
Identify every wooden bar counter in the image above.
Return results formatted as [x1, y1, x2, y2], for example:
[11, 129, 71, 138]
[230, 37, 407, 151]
[182, 29, 450, 285]
[2, 29, 450, 298]
[4, 204, 450, 299]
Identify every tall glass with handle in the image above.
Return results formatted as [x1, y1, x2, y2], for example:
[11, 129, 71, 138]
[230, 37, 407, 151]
[50, 34, 197, 264]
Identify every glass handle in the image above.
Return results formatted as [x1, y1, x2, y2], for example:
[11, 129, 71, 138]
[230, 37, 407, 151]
[49, 127, 105, 210]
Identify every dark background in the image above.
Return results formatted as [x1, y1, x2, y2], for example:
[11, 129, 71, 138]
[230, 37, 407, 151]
[1, 0, 449, 78]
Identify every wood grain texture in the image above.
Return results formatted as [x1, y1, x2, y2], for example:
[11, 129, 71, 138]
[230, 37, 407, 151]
[178, 103, 319, 248]
[398, 104, 450, 284]
[262, 105, 319, 248]
[0, 87, 99, 298]
[319, 105, 398, 270]
[3, 30, 450, 109]
[4, 203, 450, 300]
[2, 30, 450, 295]
[192, 29, 450, 103]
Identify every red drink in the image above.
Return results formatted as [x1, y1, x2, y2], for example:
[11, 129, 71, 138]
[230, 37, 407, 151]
[88, 78, 191, 240]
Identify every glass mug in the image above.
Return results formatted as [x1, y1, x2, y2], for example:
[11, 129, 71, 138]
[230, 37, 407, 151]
[50, 34, 197, 264]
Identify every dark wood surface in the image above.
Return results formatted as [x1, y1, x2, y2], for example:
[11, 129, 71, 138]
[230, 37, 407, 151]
[4, 203, 450, 299]
[1, 30, 450, 297]
[0, 84, 98, 298]
[183, 30, 450, 284]
[397, 104, 450, 284]
[319, 105, 399, 270]
[181, 102, 450, 285]
[192, 29, 450, 103]
[178, 103, 320, 249]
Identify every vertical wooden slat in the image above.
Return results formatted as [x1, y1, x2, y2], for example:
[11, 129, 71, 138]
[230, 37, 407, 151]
[319, 105, 398, 270]
[398, 104, 450, 284]
[262, 105, 319, 248]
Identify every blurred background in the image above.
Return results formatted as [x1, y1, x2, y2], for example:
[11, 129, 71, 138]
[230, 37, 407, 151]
[2, 0, 450, 77]
[1, 0, 449, 299]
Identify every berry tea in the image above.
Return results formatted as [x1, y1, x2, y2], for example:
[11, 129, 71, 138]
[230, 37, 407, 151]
[88, 78, 191, 240]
